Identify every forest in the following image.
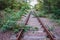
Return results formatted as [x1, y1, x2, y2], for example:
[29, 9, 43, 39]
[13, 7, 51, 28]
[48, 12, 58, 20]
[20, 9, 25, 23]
[0, 0, 60, 39]
[34, 0, 60, 20]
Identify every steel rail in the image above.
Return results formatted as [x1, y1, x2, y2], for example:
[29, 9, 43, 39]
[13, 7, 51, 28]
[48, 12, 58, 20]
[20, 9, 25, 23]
[33, 11, 55, 40]
[16, 11, 55, 40]
[16, 12, 31, 40]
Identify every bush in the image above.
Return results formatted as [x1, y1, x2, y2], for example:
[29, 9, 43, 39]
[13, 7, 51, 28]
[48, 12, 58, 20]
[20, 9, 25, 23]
[52, 9, 60, 19]
[0, 7, 29, 32]
[0, 0, 30, 32]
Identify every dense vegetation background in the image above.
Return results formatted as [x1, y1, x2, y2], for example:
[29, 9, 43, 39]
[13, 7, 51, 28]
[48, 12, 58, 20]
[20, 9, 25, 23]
[34, 0, 60, 23]
[0, 0, 30, 32]
[35, 0, 60, 19]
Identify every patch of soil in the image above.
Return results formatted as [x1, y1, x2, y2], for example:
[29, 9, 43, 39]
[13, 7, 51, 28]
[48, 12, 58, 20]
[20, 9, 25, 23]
[0, 31, 16, 40]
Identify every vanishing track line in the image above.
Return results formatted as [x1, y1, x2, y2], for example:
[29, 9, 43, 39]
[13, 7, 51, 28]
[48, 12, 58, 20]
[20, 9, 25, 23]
[16, 11, 55, 40]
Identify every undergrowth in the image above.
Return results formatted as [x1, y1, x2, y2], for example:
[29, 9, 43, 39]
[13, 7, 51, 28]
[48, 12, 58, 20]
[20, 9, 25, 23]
[0, 7, 29, 32]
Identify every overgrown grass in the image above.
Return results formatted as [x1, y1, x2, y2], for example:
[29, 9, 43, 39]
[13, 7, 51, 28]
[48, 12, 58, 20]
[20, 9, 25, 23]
[51, 19, 60, 25]
[0, 8, 29, 32]
[36, 11, 60, 24]
[0, 0, 30, 33]
[35, 11, 48, 17]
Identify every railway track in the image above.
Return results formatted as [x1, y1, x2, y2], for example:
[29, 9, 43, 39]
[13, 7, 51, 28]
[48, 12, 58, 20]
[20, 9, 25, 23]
[16, 12, 31, 40]
[16, 11, 55, 40]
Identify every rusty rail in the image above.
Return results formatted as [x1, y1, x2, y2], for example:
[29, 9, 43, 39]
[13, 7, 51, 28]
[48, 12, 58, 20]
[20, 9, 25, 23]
[34, 11, 55, 40]
[16, 30, 24, 40]
[16, 13, 31, 40]
[16, 11, 55, 40]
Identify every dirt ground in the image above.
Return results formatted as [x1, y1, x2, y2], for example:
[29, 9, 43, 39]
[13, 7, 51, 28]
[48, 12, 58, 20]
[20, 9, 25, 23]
[0, 17, 60, 40]
[40, 17, 60, 40]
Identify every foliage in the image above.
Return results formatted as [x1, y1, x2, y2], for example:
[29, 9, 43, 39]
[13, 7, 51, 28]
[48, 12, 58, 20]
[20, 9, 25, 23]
[48, 26, 54, 31]
[37, 11, 47, 17]
[34, 0, 60, 20]
[43, 0, 60, 19]
[0, 0, 30, 32]
[0, 0, 30, 10]
[0, 0, 15, 10]
[34, 0, 43, 11]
